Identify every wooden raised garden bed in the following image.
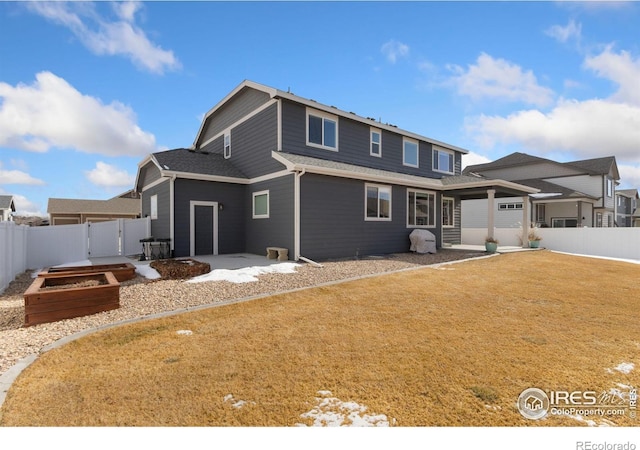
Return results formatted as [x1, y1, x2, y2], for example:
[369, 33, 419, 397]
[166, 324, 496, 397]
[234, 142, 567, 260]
[24, 272, 120, 327]
[38, 262, 136, 282]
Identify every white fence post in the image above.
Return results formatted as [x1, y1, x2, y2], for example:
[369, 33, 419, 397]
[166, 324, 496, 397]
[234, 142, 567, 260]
[0, 222, 28, 294]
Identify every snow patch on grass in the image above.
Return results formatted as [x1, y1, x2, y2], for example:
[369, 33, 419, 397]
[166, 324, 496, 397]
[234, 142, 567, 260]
[224, 394, 254, 409]
[176, 330, 192, 336]
[297, 390, 391, 427]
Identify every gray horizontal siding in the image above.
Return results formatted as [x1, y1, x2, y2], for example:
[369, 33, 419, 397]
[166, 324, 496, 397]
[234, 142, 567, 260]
[442, 196, 461, 245]
[299, 174, 440, 260]
[199, 87, 271, 146]
[142, 180, 171, 243]
[138, 161, 162, 189]
[245, 175, 295, 257]
[281, 100, 459, 179]
[173, 179, 246, 257]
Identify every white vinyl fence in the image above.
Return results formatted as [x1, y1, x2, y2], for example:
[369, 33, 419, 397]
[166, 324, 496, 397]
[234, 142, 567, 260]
[1, 218, 151, 293]
[462, 227, 640, 261]
[0, 222, 28, 295]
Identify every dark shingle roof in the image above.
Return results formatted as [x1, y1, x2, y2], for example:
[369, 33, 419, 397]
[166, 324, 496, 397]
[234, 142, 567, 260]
[462, 152, 552, 174]
[153, 148, 248, 179]
[516, 179, 598, 200]
[565, 156, 617, 177]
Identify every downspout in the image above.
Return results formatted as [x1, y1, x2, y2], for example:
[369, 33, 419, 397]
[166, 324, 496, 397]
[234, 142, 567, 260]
[170, 174, 176, 256]
[294, 168, 306, 260]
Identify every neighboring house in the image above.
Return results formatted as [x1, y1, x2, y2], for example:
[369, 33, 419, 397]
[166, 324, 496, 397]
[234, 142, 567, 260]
[135, 80, 537, 260]
[615, 189, 639, 227]
[0, 195, 15, 221]
[47, 196, 141, 225]
[462, 152, 620, 229]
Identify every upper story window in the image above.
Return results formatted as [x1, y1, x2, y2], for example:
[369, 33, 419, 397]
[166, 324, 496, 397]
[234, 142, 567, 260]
[606, 178, 613, 197]
[365, 184, 391, 221]
[403, 138, 419, 168]
[307, 109, 338, 151]
[224, 131, 231, 159]
[370, 128, 382, 157]
[433, 147, 454, 174]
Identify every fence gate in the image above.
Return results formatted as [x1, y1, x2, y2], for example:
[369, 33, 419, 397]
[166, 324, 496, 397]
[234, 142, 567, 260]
[88, 220, 121, 258]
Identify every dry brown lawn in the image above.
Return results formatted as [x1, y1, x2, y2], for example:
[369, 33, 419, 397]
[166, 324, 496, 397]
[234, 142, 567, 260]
[1, 251, 638, 426]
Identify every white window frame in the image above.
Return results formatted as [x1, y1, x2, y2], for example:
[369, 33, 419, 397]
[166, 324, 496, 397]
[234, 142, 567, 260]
[407, 189, 436, 228]
[433, 147, 455, 175]
[150, 194, 158, 220]
[606, 178, 613, 197]
[442, 197, 455, 228]
[252, 190, 270, 219]
[224, 131, 231, 159]
[370, 128, 382, 157]
[403, 138, 419, 168]
[498, 202, 523, 210]
[306, 108, 338, 151]
[365, 183, 392, 221]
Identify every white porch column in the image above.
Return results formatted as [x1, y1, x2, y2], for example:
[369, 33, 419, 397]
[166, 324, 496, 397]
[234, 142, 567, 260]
[522, 195, 530, 248]
[487, 189, 496, 240]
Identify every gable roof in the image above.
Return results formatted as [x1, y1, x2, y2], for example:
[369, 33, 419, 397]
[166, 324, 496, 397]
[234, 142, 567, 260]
[47, 197, 140, 215]
[152, 148, 248, 179]
[565, 156, 619, 179]
[463, 152, 620, 180]
[0, 195, 15, 211]
[462, 152, 552, 174]
[194, 80, 470, 155]
[616, 189, 639, 199]
[515, 179, 598, 201]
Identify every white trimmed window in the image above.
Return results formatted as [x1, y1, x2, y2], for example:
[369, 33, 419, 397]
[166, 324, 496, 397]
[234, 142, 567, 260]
[370, 128, 382, 157]
[150, 194, 158, 220]
[433, 147, 454, 174]
[403, 138, 419, 168]
[224, 131, 231, 159]
[407, 189, 435, 228]
[498, 202, 523, 210]
[606, 178, 613, 197]
[442, 197, 455, 228]
[252, 190, 269, 219]
[307, 109, 338, 151]
[365, 184, 391, 221]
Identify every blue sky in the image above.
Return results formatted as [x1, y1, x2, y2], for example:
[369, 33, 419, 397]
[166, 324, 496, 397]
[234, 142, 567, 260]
[1, 1, 639, 217]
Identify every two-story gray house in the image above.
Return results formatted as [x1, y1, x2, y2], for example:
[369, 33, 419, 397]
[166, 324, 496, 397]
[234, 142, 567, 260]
[462, 152, 620, 230]
[135, 80, 537, 260]
[616, 189, 639, 227]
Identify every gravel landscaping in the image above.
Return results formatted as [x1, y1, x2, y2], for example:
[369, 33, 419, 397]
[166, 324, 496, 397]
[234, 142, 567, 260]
[0, 250, 486, 377]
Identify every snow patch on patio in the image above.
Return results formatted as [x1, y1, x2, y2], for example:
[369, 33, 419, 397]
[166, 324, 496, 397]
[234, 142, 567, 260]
[187, 263, 301, 284]
[297, 390, 391, 427]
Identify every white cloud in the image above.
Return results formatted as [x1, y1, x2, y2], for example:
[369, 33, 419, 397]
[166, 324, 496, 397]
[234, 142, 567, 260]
[85, 161, 135, 187]
[618, 163, 640, 190]
[583, 46, 640, 106]
[0, 189, 44, 217]
[461, 152, 492, 171]
[381, 40, 409, 64]
[447, 53, 555, 107]
[465, 47, 640, 163]
[545, 19, 582, 44]
[0, 71, 157, 156]
[26, 1, 180, 74]
[0, 162, 45, 185]
[467, 98, 640, 161]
